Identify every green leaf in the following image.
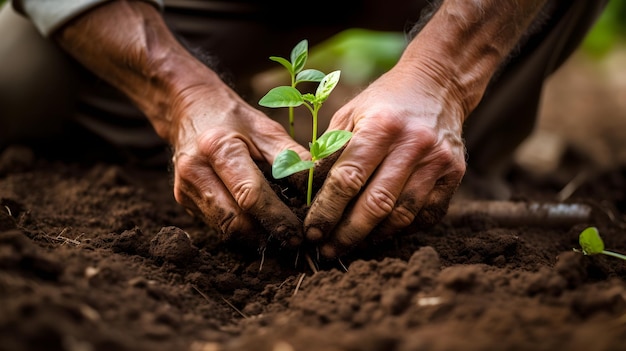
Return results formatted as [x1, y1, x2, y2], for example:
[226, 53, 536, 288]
[295, 69, 325, 85]
[302, 93, 316, 104]
[269, 56, 293, 76]
[311, 130, 352, 160]
[291, 40, 308, 74]
[259, 86, 304, 108]
[315, 70, 341, 103]
[272, 149, 315, 179]
[579, 227, 605, 255]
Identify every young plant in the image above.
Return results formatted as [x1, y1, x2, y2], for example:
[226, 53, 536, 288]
[574, 226, 626, 261]
[267, 39, 326, 138]
[259, 40, 352, 206]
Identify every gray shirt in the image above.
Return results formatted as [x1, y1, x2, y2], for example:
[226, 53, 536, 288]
[12, 0, 163, 36]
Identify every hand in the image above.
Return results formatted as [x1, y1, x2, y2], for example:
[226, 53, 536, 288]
[304, 64, 467, 257]
[169, 84, 309, 247]
[53, 0, 309, 248]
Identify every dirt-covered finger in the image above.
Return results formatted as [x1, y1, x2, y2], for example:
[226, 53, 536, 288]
[206, 137, 303, 246]
[415, 174, 462, 227]
[304, 131, 391, 241]
[173, 153, 258, 241]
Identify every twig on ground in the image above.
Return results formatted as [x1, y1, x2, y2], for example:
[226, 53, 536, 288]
[294, 249, 300, 269]
[278, 277, 290, 289]
[192, 285, 249, 319]
[51, 228, 83, 246]
[259, 246, 266, 273]
[446, 200, 592, 227]
[557, 170, 589, 201]
[219, 296, 249, 319]
[293, 273, 306, 296]
[337, 258, 348, 272]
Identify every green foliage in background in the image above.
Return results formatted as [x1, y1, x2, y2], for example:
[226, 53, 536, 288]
[309, 3, 626, 84]
[581, 0, 626, 59]
[308, 29, 406, 85]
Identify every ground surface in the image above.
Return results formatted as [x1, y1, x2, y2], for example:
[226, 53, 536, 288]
[2, 51, 626, 351]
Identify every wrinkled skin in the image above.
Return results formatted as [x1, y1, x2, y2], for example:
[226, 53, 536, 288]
[299, 0, 548, 257]
[52, 0, 547, 256]
[169, 86, 309, 247]
[305, 65, 466, 257]
[55, 1, 309, 247]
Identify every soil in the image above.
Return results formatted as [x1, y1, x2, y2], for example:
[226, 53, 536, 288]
[2, 52, 626, 351]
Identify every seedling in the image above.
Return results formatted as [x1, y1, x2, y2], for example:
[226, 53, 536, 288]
[259, 40, 352, 206]
[265, 40, 326, 138]
[574, 226, 626, 261]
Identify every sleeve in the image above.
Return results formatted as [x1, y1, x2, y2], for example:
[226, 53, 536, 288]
[11, 0, 164, 37]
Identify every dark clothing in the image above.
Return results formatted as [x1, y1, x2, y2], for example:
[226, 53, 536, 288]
[0, 0, 609, 170]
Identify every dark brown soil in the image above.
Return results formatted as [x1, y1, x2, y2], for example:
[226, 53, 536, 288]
[2, 53, 626, 351]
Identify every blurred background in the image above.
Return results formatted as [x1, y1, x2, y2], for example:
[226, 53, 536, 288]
[3, 0, 623, 184]
[513, 1, 626, 184]
[254, 1, 626, 188]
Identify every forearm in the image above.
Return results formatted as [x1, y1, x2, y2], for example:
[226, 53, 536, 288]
[53, 0, 223, 143]
[401, 0, 548, 118]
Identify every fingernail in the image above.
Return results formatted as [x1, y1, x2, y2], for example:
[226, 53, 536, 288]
[306, 227, 323, 241]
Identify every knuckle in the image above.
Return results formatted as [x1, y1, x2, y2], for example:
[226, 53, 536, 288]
[174, 153, 197, 177]
[362, 187, 396, 219]
[219, 211, 244, 237]
[454, 160, 467, 175]
[411, 126, 439, 149]
[327, 163, 368, 198]
[197, 127, 241, 161]
[389, 204, 416, 228]
[435, 147, 456, 166]
[197, 126, 228, 148]
[375, 115, 404, 135]
[231, 180, 262, 211]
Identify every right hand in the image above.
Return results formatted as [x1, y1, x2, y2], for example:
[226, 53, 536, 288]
[169, 84, 309, 247]
[304, 63, 467, 258]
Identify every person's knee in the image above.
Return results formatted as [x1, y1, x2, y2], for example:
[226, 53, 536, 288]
[0, 3, 77, 145]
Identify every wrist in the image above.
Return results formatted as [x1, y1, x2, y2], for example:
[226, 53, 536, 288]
[53, 0, 230, 145]
[400, 0, 546, 118]
[139, 50, 226, 144]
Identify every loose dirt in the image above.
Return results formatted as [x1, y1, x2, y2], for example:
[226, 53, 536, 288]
[1, 51, 626, 351]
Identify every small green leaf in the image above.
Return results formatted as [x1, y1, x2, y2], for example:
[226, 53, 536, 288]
[272, 149, 315, 179]
[302, 93, 316, 104]
[291, 40, 308, 74]
[295, 69, 325, 85]
[579, 227, 605, 255]
[315, 70, 341, 103]
[269, 56, 293, 76]
[259, 86, 304, 108]
[311, 130, 352, 160]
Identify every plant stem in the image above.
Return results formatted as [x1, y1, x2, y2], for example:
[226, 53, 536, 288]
[288, 106, 295, 138]
[307, 167, 314, 206]
[289, 74, 296, 138]
[311, 105, 319, 145]
[306, 103, 322, 206]
[602, 250, 626, 261]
